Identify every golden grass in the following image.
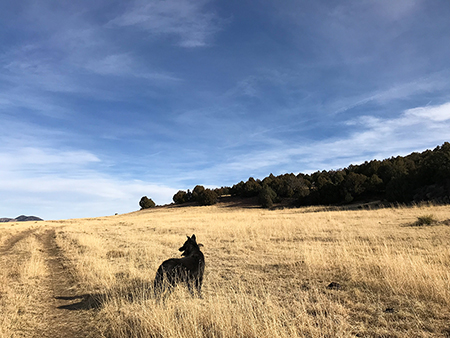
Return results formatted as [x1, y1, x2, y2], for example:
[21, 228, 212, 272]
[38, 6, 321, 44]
[0, 229, 50, 337]
[1, 203, 450, 337]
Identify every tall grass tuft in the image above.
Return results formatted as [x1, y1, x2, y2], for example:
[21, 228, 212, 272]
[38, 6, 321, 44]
[412, 214, 437, 226]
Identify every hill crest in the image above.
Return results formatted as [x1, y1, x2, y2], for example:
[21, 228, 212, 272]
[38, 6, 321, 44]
[0, 215, 43, 223]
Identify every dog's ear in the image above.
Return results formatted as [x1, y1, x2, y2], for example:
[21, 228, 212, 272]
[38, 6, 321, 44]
[191, 234, 196, 242]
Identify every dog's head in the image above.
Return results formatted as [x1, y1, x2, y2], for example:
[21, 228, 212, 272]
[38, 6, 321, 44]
[179, 234, 202, 256]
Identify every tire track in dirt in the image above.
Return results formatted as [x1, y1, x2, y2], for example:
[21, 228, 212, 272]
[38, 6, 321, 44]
[34, 229, 98, 338]
[1, 227, 99, 337]
[0, 228, 38, 253]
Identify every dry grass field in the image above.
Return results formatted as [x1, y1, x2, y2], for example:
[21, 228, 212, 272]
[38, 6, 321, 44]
[1, 202, 450, 337]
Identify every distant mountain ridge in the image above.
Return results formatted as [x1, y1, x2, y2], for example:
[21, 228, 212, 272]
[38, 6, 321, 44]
[0, 215, 43, 222]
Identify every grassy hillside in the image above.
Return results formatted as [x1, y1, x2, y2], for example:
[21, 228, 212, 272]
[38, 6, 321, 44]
[1, 203, 450, 337]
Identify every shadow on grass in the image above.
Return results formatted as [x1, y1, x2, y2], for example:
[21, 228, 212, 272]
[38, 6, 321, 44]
[56, 294, 104, 310]
[56, 279, 154, 311]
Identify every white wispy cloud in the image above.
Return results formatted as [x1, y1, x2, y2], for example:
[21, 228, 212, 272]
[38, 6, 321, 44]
[0, 3, 181, 108]
[333, 74, 448, 114]
[83, 53, 181, 81]
[0, 90, 70, 119]
[2, 57, 83, 94]
[373, 0, 423, 20]
[1, 148, 100, 168]
[1, 175, 177, 220]
[0, 146, 177, 220]
[196, 101, 450, 181]
[108, 0, 222, 47]
[405, 102, 450, 121]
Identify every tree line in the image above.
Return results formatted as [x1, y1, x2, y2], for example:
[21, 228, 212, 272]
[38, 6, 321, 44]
[141, 142, 450, 209]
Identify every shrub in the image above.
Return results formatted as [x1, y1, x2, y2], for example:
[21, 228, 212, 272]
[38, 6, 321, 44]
[243, 177, 262, 197]
[412, 214, 437, 226]
[258, 185, 277, 208]
[139, 196, 156, 209]
[259, 193, 273, 209]
[192, 185, 206, 201]
[197, 189, 218, 206]
[173, 190, 188, 204]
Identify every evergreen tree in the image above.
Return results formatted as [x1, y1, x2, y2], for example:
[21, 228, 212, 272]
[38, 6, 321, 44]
[192, 185, 206, 201]
[173, 190, 188, 204]
[258, 185, 277, 208]
[139, 196, 156, 209]
[197, 189, 218, 205]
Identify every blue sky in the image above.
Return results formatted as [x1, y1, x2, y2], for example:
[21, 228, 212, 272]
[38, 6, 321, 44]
[1, 0, 450, 220]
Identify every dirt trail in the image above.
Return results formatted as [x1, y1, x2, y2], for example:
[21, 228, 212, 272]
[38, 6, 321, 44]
[1, 228, 98, 338]
[35, 229, 97, 338]
[0, 228, 38, 253]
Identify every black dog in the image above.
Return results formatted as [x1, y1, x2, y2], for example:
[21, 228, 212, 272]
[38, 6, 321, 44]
[154, 234, 205, 299]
